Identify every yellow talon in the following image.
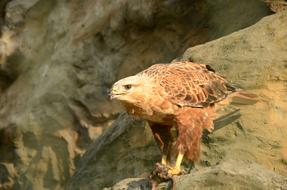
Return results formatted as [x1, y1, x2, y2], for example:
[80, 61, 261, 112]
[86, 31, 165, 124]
[168, 152, 184, 175]
[167, 167, 182, 175]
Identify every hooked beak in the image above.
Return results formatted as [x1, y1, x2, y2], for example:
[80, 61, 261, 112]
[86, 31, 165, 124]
[109, 86, 122, 100]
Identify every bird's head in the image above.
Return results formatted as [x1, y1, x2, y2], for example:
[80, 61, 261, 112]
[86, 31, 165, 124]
[110, 75, 150, 104]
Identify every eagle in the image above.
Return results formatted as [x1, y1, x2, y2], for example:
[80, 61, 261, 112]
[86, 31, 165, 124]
[110, 61, 253, 176]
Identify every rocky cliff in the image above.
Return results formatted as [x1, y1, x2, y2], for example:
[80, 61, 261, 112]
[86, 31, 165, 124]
[68, 10, 287, 190]
[0, 0, 286, 190]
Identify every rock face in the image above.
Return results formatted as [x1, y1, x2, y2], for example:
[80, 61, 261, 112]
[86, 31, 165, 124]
[67, 114, 160, 190]
[106, 160, 287, 190]
[265, 0, 287, 12]
[181, 11, 287, 177]
[0, 0, 279, 189]
[174, 160, 287, 190]
[69, 10, 287, 190]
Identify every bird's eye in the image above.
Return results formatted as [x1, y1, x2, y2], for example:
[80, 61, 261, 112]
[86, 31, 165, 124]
[124, 84, 132, 90]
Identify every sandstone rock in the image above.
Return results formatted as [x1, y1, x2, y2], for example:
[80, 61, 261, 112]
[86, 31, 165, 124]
[106, 160, 287, 190]
[67, 114, 160, 190]
[265, 0, 287, 12]
[103, 178, 151, 190]
[70, 10, 287, 190]
[174, 160, 287, 190]
[0, 0, 273, 189]
[181, 10, 287, 177]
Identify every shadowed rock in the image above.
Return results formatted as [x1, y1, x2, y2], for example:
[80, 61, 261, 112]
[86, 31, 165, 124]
[105, 160, 287, 190]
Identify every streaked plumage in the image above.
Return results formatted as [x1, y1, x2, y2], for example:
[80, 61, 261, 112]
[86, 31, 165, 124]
[110, 61, 236, 175]
[138, 62, 234, 108]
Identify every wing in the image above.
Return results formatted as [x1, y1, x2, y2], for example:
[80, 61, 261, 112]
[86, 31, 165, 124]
[157, 62, 235, 107]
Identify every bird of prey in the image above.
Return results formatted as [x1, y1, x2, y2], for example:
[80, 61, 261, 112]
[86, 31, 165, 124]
[110, 61, 252, 176]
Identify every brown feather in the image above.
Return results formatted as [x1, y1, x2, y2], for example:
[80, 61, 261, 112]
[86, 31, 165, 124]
[138, 61, 234, 108]
[175, 107, 214, 161]
[112, 61, 239, 164]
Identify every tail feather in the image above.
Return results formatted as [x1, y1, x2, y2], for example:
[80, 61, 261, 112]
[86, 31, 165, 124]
[213, 108, 241, 131]
[206, 91, 258, 133]
[230, 91, 258, 105]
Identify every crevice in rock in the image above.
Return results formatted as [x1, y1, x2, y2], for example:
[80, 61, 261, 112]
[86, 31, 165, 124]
[0, 0, 11, 29]
[0, 126, 18, 163]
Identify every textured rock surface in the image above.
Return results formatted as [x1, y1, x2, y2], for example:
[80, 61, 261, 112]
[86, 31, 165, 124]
[174, 160, 287, 190]
[0, 0, 276, 189]
[69, 11, 287, 190]
[177, 10, 287, 189]
[106, 160, 287, 190]
[181, 11, 287, 177]
[67, 114, 160, 190]
[265, 0, 287, 12]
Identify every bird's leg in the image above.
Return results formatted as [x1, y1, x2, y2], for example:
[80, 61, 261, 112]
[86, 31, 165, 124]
[161, 154, 168, 165]
[168, 152, 184, 175]
[161, 140, 172, 165]
[175, 152, 184, 170]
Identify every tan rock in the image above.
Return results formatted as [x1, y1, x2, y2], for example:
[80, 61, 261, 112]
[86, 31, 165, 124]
[106, 160, 287, 190]
[181, 11, 287, 176]
[70, 10, 287, 190]
[0, 0, 273, 189]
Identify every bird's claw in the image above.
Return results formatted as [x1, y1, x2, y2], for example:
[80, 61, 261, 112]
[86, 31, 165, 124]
[167, 167, 182, 176]
[150, 163, 186, 181]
